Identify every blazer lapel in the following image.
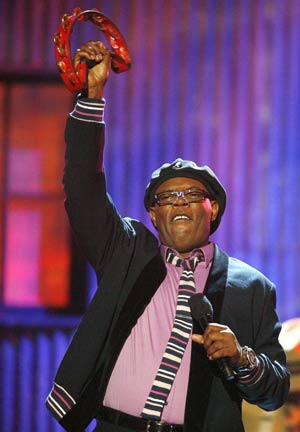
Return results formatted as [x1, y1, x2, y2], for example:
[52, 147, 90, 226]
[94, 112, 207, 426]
[114, 250, 167, 340]
[204, 244, 229, 322]
[184, 245, 229, 431]
[104, 251, 167, 375]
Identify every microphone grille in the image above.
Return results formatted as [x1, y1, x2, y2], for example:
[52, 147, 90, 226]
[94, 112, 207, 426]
[189, 293, 213, 320]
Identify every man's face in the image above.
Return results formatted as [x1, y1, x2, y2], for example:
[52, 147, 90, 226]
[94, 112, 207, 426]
[149, 177, 219, 258]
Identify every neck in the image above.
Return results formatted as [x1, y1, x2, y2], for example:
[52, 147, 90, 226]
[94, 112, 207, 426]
[179, 251, 193, 259]
[176, 242, 211, 259]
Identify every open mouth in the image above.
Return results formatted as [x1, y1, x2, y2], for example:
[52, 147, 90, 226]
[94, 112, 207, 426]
[172, 214, 191, 222]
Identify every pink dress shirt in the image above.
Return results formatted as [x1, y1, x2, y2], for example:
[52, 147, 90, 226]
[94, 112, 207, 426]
[103, 243, 214, 424]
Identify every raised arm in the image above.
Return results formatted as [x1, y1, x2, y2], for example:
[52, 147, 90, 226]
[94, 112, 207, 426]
[63, 42, 133, 272]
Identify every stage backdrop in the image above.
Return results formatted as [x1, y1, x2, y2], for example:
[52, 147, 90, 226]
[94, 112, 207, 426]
[0, 1, 299, 431]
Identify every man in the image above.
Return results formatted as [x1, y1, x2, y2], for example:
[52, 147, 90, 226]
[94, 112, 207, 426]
[46, 42, 290, 432]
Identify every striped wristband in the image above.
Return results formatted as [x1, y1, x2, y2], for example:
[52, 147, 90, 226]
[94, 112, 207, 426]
[70, 98, 105, 123]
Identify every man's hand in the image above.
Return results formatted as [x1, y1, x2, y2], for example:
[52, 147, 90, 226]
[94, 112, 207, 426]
[192, 323, 244, 366]
[74, 41, 111, 99]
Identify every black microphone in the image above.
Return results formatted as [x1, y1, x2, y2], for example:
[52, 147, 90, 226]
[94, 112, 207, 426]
[189, 293, 235, 381]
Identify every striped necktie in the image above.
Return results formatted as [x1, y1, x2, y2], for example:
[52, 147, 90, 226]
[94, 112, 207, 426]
[141, 250, 202, 420]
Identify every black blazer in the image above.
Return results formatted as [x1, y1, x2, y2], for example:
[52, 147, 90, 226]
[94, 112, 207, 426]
[46, 116, 289, 432]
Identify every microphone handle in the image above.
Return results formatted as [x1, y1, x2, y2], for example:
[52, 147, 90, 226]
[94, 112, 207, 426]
[198, 314, 235, 381]
[216, 357, 235, 381]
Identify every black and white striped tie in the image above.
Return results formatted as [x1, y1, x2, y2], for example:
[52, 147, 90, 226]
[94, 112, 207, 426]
[141, 250, 202, 420]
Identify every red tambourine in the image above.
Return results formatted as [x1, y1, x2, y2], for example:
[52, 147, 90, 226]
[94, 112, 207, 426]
[54, 7, 131, 93]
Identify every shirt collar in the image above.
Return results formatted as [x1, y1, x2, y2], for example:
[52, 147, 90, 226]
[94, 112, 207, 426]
[160, 242, 214, 268]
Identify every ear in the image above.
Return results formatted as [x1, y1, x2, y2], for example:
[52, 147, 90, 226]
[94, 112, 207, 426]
[210, 200, 219, 222]
[149, 206, 157, 228]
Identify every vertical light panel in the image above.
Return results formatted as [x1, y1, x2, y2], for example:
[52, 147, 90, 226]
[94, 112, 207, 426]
[2, 84, 72, 307]
[0, 83, 5, 297]
[4, 209, 40, 305]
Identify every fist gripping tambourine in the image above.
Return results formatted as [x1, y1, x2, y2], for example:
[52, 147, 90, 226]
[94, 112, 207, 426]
[54, 7, 131, 93]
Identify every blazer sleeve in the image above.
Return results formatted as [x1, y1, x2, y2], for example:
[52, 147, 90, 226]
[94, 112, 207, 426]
[235, 279, 290, 410]
[63, 114, 135, 274]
